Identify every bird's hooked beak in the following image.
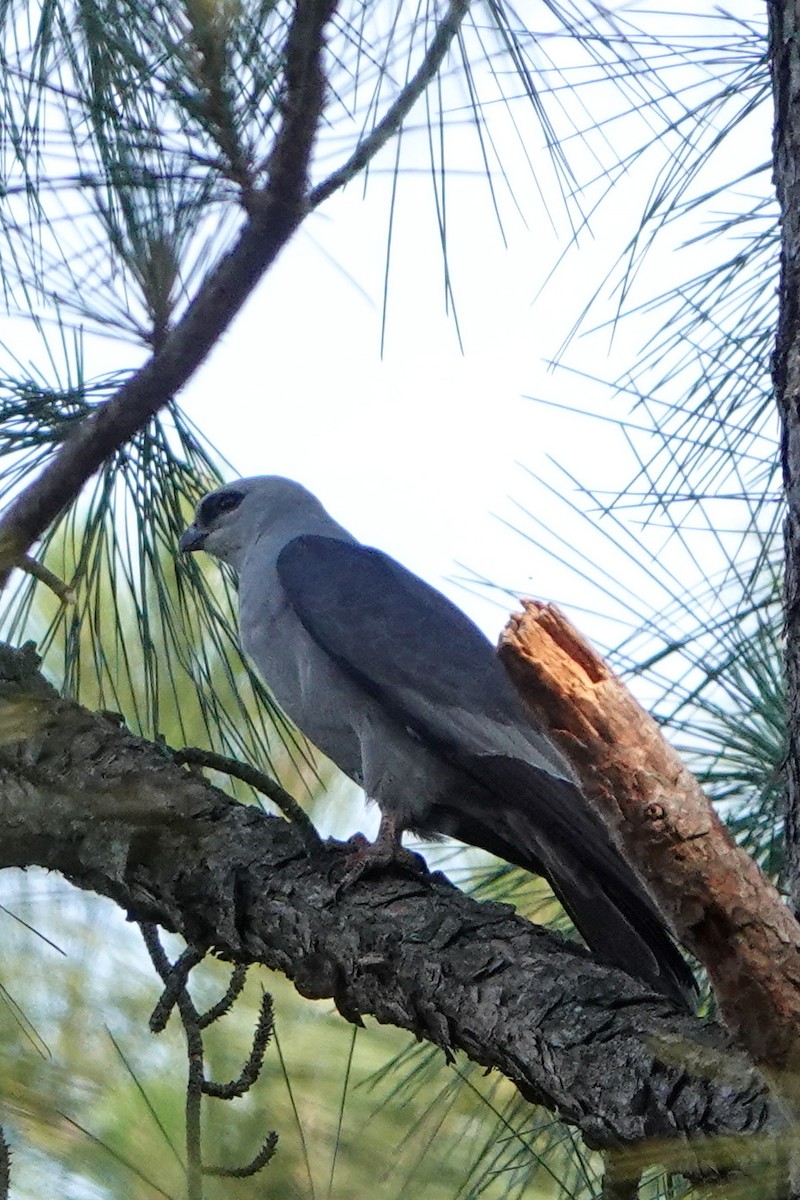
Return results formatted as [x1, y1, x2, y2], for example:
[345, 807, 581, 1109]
[179, 523, 207, 553]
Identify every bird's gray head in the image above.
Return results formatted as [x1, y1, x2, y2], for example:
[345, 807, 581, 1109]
[179, 475, 333, 570]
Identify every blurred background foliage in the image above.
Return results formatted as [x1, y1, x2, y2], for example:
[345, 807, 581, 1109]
[0, 867, 592, 1200]
[0, 0, 783, 1195]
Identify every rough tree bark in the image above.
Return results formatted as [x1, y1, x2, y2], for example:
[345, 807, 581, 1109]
[0, 641, 781, 1166]
[770, 0, 800, 910]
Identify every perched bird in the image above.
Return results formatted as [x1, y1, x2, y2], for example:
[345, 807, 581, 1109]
[180, 476, 694, 1007]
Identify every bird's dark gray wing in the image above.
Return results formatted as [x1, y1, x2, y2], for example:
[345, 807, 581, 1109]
[277, 534, 696, 1008]
[276, 534, 573, 780]
[276, 534, 642, 880]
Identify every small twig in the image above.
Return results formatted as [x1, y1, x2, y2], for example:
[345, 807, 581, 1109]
[174, 746, 321, 848]
[146, 940, 205, 1033]
[309, 0, 471, 209]
[203, 1132, 278, 1179]
[140, 924, 279, 1194]
[17, 555, 75, 604]
[139, 922, 176, 979]
[140, 926, 205, 1198]
[202, 992, 274, 1098]
[181, 1001, 204, 1200]
[197, 962, 248, 1029]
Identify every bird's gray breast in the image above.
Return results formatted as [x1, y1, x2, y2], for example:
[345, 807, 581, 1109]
[238, 565, 361, 772]
[236, 560, 451, 824]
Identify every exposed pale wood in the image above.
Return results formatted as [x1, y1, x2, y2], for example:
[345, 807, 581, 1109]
[499, 601, 800, 1094]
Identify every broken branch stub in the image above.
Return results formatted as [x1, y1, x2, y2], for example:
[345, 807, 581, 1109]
[499, 600, 800, 1090]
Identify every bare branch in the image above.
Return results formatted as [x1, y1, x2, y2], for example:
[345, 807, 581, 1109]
[197, 963, 248, 1028]
[201, 992, 274, 1098]
[204, 1132, 278, 1179]
[174, 746, 320, 847]
[146, 940, 205, 1033]
[141, 926, 278, 1192]
[309, 0, 471, 210]
[16, 556, 75, 605]
[140, 926, 206, 1199]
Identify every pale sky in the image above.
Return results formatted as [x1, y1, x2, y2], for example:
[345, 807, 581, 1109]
[2, 0, 772, 668]
[176, 1, 773, 654]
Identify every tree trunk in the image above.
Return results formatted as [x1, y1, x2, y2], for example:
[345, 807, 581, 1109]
[769, 0, 800, 910]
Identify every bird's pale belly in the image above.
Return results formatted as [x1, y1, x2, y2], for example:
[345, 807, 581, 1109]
[239, 599, 456, 828]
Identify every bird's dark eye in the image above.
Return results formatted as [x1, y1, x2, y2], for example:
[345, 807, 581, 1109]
[199, 490, 244, 524]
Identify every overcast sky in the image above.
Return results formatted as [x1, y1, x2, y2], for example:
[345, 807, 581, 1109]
[170, 0, 772, 655]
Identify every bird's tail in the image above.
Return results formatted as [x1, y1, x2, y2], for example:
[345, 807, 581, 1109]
[530, 826, 696, 1009]
[436, 756, 696, 1010]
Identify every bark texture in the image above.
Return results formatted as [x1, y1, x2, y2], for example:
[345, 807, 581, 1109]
[770, 0, 800, 912]
[0, 641, 780, 1157]
[500, 603, 800, 1086]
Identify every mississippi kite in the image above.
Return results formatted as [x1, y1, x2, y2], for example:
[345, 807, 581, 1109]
[180, 476, 694, 1007]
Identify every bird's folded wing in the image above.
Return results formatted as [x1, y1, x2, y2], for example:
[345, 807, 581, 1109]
[276, 535, 576, 782]
[276, 535, 695, 1006]
[276, 534, 666, 916]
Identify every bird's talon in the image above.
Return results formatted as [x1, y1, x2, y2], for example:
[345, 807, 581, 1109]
[343, 832, 370, 851]
[335, 841, 427, 895]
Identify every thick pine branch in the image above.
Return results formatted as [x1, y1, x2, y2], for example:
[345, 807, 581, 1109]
[0, 641, 778, 1156]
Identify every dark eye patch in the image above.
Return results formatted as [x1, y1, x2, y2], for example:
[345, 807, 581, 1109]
[199, 489, 245, 524]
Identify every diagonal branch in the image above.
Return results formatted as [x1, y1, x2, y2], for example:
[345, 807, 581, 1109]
[0, 640, 780, 1157]
[0, 0, 338, 584]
